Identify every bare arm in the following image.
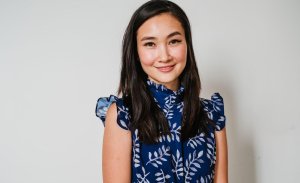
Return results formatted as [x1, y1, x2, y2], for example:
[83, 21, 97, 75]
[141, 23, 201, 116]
[102, 103, 132, 183]
[214, 127, 228, 183]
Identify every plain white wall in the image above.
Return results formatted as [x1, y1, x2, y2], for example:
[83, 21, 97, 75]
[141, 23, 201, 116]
[0, 0, 299, 182]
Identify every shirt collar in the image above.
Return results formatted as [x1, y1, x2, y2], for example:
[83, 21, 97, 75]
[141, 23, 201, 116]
[146, 79, 184, 104]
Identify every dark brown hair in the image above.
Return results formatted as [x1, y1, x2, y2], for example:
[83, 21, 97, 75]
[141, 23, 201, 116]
[118, 0, 211, 143]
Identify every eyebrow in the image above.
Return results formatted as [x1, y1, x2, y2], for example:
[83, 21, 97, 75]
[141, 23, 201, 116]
[140, 31, 182, 41]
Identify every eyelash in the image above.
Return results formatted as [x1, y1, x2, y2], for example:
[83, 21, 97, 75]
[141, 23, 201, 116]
[144, 42, 155, 47]
[169, 39, 182, 45]
[143, 39, 182, 47]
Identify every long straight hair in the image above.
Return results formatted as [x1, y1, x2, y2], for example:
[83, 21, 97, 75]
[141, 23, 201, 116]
[118, 0, 211, 144]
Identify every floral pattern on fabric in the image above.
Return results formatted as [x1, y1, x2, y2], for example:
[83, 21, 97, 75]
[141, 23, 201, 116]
[95, 80, 226, 183]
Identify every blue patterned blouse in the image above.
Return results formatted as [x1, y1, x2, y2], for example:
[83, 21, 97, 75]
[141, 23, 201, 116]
[95, 80, 226, 183]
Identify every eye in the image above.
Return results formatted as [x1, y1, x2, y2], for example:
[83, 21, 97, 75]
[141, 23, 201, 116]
[144, 42, 156, 47]
[169, 39, 182, 45]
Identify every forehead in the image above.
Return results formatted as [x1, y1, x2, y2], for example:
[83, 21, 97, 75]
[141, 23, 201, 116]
[137, 13, 184, 39]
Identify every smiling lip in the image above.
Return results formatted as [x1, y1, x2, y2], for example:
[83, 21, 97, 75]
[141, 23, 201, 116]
[155, 65, 175, 72]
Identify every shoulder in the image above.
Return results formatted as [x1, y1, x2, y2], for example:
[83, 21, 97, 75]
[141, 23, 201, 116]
[106, 102, 117, 121]
[95, 95, 130, 130]
[200, 93, 226, 131]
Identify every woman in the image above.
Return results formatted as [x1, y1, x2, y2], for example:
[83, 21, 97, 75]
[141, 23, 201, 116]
[96, 0, 228, 182]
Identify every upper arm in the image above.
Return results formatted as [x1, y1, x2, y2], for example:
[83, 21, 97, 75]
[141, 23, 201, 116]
[102, 103, 132, 183]
[214, 127, 228, 183]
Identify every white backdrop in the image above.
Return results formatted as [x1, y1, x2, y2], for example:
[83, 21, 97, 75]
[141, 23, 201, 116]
[0, 0, 299, 182]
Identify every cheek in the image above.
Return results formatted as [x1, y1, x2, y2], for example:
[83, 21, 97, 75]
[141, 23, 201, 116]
[138, 49, 156, 66]
[170, 44, 187, 63]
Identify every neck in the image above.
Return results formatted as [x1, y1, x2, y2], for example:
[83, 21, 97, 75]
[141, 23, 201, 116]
[164, 81, 179, 91]
[148, 78, 179, 91]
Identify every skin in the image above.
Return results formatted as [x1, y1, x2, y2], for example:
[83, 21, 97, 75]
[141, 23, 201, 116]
[102, 103, 132, 183]
[214, 128, 228, 183]
[137, 13, 187, 91]
[102, 13, 228, 182]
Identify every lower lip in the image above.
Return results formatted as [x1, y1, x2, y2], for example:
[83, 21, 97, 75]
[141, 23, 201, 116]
[156, 65, 175, 73]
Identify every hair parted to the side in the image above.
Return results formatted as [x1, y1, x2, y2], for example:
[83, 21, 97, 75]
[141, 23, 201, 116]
[118, 0, 213, 144]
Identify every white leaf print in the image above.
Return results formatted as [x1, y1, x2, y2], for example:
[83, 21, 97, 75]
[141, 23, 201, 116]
[206, 132, 216, 166]
[187, 133, 205, 149]
[189, 172, 195, 176]
[172, 150, 184, 180]
[218, 116, 225, 121]
[201, 177, 204, 183]
[194, 162, 201, 168]
[119, 120, 128, 129]
[158, 148, 162, 155]
[184, 150, 205, 182]
[136, 166, 150, 183]
[155, 169, 171, 183]
[146, 146, 170, 168]
[156, 177, 163, 181]
[177, 149, 180, 157]
[155, 172, 162, 176]
[172, 123, 176, 129]
[190, 167, 197, 172]
[198, 151, 203, 157]
[167, 135, 171, 142]
[214, 105, 220, 111]
[132, 129, 140, 168]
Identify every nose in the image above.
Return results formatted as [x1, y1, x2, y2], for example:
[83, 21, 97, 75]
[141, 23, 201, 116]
[158, 44, 171, 62]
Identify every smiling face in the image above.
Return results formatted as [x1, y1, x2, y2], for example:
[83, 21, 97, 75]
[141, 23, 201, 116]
[136, 13, 187, 91]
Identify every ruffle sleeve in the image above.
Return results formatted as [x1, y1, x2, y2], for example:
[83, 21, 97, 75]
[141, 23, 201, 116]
[201, 93, 226, 131]
[95, 95, 130, 130]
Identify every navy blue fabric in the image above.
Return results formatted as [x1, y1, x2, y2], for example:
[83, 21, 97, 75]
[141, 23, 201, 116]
[95, 80, 226, 183]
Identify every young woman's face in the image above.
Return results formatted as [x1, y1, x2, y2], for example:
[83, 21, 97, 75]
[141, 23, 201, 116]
[137, 13, 187, 91]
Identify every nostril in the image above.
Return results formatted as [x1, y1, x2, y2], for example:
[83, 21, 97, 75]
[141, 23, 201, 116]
[158, 46, 171, 62]
[159, 53, 172, 62]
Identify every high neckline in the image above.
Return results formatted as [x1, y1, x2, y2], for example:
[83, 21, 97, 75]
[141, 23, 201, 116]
[146, 79, 184, 95]
[146, 79, 184, 104]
